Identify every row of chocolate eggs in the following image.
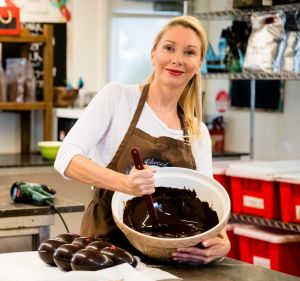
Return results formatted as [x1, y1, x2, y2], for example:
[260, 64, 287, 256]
[38, 233, 137, 271]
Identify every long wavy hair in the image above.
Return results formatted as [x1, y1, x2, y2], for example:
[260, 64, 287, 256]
[146, 16, 208, 141]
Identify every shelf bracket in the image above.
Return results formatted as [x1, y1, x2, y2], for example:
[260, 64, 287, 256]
[250, 79, 255, 159]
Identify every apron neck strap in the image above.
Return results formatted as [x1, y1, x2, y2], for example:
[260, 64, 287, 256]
[127, 83, 150, 133]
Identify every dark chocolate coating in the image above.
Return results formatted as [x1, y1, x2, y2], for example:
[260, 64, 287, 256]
[71, 249, 114, 271]
[123, 186, 219, 238]
[100, 245, 138, 267]
[38, 239, 66, 265]
[54, 233, 80, 244]
[71, 237, 97, 247]
[53, 244, 84, 271]
[86, 241, 114, 251]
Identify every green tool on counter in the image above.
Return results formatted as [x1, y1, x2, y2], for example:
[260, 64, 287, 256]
[10, 182, 56, 206]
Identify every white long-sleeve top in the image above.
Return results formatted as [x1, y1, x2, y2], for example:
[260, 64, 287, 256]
[54, 82, 213, 178]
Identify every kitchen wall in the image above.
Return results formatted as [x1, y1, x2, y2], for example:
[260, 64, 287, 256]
[0, 0, 299, 160]
[0, 113, 19, 153]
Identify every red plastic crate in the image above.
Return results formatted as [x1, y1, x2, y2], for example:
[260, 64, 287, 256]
[213, 161, 234, 200]
[234, 225, 300, 277]
[276, 173, 300, 223]
[213, 174, 231, 198]
[226, 161, 300, 219]
[226, 224, 240, 259]
[229, 176, 280, 219]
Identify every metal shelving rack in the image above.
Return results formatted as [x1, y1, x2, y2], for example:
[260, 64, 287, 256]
[196, 5, 300, 160]
[230, 213, 300, 233]
[202, 73, 300, 158]
[194, 5, 300, 233]
[203, 72, 300, 80]
[194, 3, 300, 21]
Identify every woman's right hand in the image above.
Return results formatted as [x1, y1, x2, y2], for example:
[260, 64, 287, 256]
[63, 155, 156, 197]
[123, 165, 156, 196]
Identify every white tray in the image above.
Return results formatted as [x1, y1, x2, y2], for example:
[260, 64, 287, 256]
[225, 160, 300, 180]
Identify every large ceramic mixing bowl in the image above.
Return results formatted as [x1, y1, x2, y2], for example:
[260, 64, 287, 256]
[111, 167, 231, 260]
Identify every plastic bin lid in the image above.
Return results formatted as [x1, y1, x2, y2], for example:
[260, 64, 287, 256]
[213, 160, 244, 175]
[275, 172, 300, 184]
[233, 225, 300, 243]
[226, 223, 242, 231]
[225, 160, 300, 180]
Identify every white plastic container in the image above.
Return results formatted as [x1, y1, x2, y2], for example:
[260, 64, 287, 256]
[225, 160, 300, 219]
[226, 223, 241, 259]
[234, 225, 300, 276]
[226, 160, 300, 180]
[276, 172, 300, 223]
[213, 160, 246, 200]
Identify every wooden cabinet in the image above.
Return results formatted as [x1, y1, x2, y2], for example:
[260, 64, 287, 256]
[0, 24, 53, 154]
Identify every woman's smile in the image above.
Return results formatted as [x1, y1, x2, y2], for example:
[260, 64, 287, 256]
[166, 68, 185, 76]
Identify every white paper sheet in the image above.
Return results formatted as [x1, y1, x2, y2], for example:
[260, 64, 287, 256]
[136, 261, 182, 281]
[0, 251, 181, 281]
[40, 263, 154, 281]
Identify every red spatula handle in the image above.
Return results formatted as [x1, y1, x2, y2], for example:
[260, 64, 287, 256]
[131, 147, 144, 170]
[131, 147, 159, 226]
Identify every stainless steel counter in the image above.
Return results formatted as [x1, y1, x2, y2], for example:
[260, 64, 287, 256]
[0, 153, 53, 168]
[0, 185, 85, 252]
[0, 251, 299, 281]
[162, 258, 300, 281]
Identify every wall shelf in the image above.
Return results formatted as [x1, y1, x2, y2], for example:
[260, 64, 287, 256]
[203, 72, 300, 80]
[0, 25, 53, 154]
[0, 102, 46, 111]
[0, 34, 46, 43]
[113, 9, 181, 17]
[194, 3, 300, 21]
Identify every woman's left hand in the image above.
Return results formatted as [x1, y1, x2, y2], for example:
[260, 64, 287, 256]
[171, 229, 230, 264]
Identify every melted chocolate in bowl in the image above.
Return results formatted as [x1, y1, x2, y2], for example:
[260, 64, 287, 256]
[123, 187, 219, 238]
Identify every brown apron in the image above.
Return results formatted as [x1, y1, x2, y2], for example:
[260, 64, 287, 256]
[80, 84, 196, 239]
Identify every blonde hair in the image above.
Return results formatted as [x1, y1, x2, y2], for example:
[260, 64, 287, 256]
[146, 16, 208, 140]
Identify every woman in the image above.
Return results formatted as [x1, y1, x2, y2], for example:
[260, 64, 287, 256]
[55, 15, 230, 264]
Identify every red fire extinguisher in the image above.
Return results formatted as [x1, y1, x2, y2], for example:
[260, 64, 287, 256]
[208, 116, 225, 153]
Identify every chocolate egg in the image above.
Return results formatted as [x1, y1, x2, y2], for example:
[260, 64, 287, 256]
[38, 239, 66, 265]
[55, 233, 80, 244]
[71, 249, 114, 271]
[71, 237, 96, 247]
[100, 245, 137, 267]
[86, 241, 114, 251]
[53, 243, 84, 271]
